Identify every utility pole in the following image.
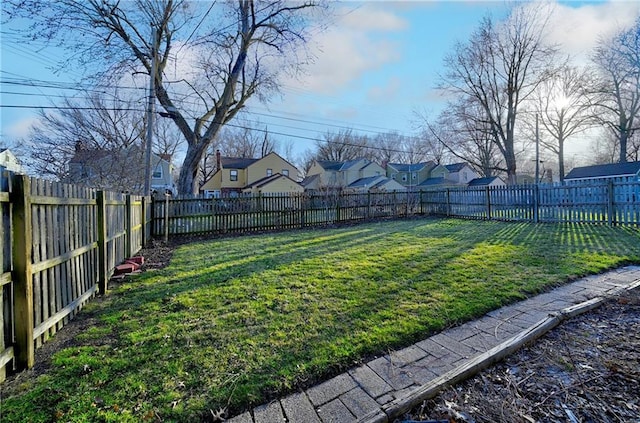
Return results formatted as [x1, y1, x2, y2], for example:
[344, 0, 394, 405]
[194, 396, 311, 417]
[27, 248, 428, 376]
[144, 26, 158, 196]
[535, 113, 540, 184]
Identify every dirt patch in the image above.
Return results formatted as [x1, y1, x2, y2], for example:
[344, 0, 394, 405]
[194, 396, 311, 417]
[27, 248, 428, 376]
[399, 289, 640, 423]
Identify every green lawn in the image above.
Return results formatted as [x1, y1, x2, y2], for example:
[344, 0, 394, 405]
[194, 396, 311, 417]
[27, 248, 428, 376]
[3, 219, 640, 422]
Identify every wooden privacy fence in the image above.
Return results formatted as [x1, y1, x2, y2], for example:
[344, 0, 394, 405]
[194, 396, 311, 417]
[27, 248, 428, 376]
[0, 171, 152, 380]
[155, 180, 640, 237]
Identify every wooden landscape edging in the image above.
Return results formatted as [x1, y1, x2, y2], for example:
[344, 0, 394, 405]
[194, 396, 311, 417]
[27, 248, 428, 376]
[358, 279, 640, 423]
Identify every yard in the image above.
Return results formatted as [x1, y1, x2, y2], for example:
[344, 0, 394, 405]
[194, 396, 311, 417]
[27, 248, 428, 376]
[2, 218, 640, 422]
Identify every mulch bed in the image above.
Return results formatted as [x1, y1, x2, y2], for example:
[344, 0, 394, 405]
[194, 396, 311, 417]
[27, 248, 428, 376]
[399, 288, 640, 423]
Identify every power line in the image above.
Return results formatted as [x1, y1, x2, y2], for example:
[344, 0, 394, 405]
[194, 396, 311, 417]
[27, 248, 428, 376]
[0, 103, 420, 155]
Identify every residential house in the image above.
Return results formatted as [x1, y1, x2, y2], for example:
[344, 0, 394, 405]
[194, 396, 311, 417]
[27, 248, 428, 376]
[0, 148, 24, 174]
[444, 162, 480, 185]
[304, 158, 404, 192]
[343, 175, 406, 193]
[467, 176, 505, 187]
[66, 144, 176, 194]
[200, 151, 302, 197]
[386, 162, 436, 188]
[564, 161, 640, 184]
[416, 176, 455, 190]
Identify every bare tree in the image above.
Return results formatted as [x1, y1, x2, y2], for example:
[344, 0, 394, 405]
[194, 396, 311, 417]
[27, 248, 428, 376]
[16, 91, 182, 191]
[314, 129, 372, 162]
[18, 92, 142, 181]
[423, 99, 505, 178]
[6, 0, 324, 194]
[439, 3, 560, 184]
[591, 16, 640, 163]
[530, 65, 598, 181]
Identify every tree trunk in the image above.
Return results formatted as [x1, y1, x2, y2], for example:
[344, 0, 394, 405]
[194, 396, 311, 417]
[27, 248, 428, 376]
[558, 137, 565, 183]
[177, 143, 207, 196]
[619, 130, 628, 163]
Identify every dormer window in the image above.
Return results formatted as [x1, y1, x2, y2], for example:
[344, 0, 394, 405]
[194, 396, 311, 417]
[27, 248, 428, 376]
[230, 169, 238, 181]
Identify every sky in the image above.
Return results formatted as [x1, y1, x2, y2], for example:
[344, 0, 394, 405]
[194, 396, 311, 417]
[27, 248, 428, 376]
[1, 0, 640, 166]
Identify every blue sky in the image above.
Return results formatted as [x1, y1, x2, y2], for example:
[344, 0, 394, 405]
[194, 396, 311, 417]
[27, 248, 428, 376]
[1, 1, 639, 163]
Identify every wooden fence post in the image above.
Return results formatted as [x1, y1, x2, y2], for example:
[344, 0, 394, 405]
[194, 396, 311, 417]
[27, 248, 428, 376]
[607, 180, 615, 226]
[533, 184, 539, 223]
[125, 194, 133, 258]
[96, 191, 108, 295]
[446, 189, 451, 217]
[164, 193, 169, 242]
[485, 186, 491, 220]
[11, 174, 35, 370]
[141, 196, 148, 248]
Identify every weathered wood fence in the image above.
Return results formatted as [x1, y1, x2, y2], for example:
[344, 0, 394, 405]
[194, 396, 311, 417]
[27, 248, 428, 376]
[421, 181, 640, 225]
[153, 191, 422, 236]
[154, 181, 640, 236]
[0, 171, 152, 380]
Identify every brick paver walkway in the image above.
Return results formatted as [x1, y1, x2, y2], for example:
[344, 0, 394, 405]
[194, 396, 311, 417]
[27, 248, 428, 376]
[228, 266, 640, 423]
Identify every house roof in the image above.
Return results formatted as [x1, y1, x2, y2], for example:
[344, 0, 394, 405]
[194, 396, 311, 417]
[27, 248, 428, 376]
[301, 174, 320, 187]
[348, 176, 383, 188]
[244, 173, 302, 190]
[387, 161, 435, 172]
[468, 176, 501, 186]
[564, 161, 640, 180]
[221, 157, 259, 169]
[417, 177, 449, 186]
[444, 162, 469, 173]
[315, 159, 369, 172]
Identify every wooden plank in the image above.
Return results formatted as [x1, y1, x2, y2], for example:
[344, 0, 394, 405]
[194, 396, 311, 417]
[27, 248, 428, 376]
[96, 191, 108, 295]
[33, 285, 96, 339]
[11, 174, 35, 370]
[29, 195, 96, 206]
[0, 346, 14, 369]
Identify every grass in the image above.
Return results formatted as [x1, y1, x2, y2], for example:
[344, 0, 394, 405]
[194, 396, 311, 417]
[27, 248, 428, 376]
[2, 218, 640, 422]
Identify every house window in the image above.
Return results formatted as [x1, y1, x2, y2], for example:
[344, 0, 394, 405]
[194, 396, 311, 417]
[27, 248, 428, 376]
[266, 168, 273, 177]
[152, 165, 162, 179]
[282, 169, 289, 176]
[463, 171, 468, 181]
[230, 169, 238, 181]
[402, 174, 407, 182]
[412, 173, 417, 180]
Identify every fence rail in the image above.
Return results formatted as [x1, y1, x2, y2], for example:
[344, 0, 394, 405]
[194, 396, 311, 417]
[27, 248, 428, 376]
[1, 171, 152, 380]
[154, 181, 640, 237]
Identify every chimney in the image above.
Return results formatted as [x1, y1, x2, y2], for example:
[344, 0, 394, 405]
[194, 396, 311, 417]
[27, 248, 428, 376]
[216, 149, 221, 170]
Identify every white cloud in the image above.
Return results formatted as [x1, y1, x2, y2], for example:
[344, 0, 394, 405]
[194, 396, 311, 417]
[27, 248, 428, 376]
[339, 4, 409, 31]
[4, 116, 40, 139]
[546, 1, 640, 63]
[284, 5, 407, 94]
[367, 76, 402, 102]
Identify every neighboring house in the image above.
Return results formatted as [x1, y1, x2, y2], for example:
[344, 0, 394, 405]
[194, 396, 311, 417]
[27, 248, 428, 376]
[444, 162, 480, 185]
[0, 148, 24, 174]
[200, 151, 301, 197]
[564, 161, 640, 184]
[417, 176, 455, 190]
[304, 158, 403, 193]
[242, 174, 304, 195]
[66, 144, 176, 194]
[344, 175, 407, 193]
[386, 162, 436, 187]
[467, 176, 506, 187]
